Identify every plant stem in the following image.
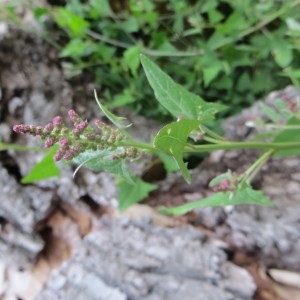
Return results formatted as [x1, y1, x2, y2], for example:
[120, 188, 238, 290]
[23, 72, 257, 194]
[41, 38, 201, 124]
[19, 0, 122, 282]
[200, 125, 228, 141]
[0, 142, 48, 152]
[185, 141, 300, 153]
[242, 149, 274, 183]
[118, 139, 155, 152]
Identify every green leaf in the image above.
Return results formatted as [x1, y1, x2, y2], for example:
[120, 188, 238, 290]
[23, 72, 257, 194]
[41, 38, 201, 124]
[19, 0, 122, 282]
[21, 146, 60, 184]
[118, 17, 139, 33]
[209, 170, 232, 187]
[107, 90, 136, 108]
[203, 64, 222, 87]
[54, 8, 90, 36]
[207, 32, 230, 49]
[94, 90, 129, 128]
[272, 39, 293, 68]
[286, 18, 300, 31]
[159, 187, 274, 215]
[118, 177, 157, 212]
[236, 72, 251, 92]
[90, 0, 113, 16]
[273, 117, 300, 156]
[259, 103, 282, 122]
[156, 152, 179, 173]
[73, 149, 134, 183]
[140, 54, 227, 120]
[122, 45, 141, 75]
[154, 119, 202, 183]
[59, 38, 86, 58]
[208, 9, 224, 23]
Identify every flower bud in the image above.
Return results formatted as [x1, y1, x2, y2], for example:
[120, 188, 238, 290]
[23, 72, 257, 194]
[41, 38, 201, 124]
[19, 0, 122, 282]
[54, 149, 65, 161]
[60, 137, 69, 149]
[44, 137, 56, 148]
[44, 123, 54, 132]
[52, 116, 62, 126]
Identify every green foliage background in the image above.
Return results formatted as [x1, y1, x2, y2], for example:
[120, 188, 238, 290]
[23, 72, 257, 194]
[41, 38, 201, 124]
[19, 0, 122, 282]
[2, 0, 300, 119]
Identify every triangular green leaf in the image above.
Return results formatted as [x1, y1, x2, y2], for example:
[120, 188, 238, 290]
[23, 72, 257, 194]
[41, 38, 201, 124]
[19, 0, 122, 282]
[21, 146, 60, 183]
[159, 187, 274, 215]
[140, 54, 227, 120]
[154, 119, 202, 183]
[117, 177, 157, 212]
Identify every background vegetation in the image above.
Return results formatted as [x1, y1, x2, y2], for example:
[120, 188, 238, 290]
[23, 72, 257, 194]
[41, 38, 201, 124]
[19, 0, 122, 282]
[2, 0, 300, 120]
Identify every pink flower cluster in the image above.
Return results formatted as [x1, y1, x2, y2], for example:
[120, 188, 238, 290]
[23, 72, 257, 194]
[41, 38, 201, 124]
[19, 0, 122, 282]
[282, 94, 299, 113]
[212, 172, 241, 193]
[13, 109, 132, 162]
[212, 179, 235, 192]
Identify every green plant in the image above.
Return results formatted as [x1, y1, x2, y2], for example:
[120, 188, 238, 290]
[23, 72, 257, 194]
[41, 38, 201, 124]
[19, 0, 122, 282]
[2, 0, 300, 118]
[13, 56, 300, 213]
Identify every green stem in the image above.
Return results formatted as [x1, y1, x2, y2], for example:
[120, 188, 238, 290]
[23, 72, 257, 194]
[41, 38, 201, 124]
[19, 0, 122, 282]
[118, 139, 155, 152]
[185, 141, 300, 153]
[200, 125, 228, 141]
[203, 136, 225, 144]
[0, 142, 48, 152]
[264, 124, 300, 130]
[242, 149, 274, 183]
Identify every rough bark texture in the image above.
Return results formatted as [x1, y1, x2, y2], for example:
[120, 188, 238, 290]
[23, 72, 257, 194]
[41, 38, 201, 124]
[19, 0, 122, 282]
[0, 27, 300, 300]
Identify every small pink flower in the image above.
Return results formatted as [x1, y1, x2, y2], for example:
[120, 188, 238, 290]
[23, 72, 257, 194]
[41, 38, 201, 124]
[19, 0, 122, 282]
[75, 121, 88, 133]
[54, 149, 65, 161]
[44, 137, 56, 148]
[68, 109, 81, 125]
[63, 150, 73, 160]
[36, 126, 43, 134]
[212, 179, 234, 192]
[12, 124, 24, 133]
[59, 137, 69, 149]
[44, 123, 54, 132]
[85, 133, 96, 140]
[52, 116, 62, 126]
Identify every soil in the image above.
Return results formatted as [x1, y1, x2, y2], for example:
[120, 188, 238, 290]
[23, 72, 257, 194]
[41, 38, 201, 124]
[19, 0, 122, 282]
[0, 24, 300, 300]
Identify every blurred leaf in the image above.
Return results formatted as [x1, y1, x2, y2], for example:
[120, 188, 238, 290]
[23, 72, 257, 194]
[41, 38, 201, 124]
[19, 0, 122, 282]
[207, 32, 229, 49]
[208, 9, 224, 23]
[118, 17, 139, 33]
[286, 18, 300, 31]
[122, 45, 141, 75]
[54, 8, 89, 36]
[203, 64, 222, 87]
[118, 177, 157, 211]
[159, 187, 274, 215]
[273, 117, 300, 156]
[21, 146, 60, 184]
[89, 0, 112, 16]
[272, 38, 293, 68]
[108, 90, 136, 108]
[59, 38, 86, 58]
[260, 103, 282, 122]
[236, 72, 251, 92]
